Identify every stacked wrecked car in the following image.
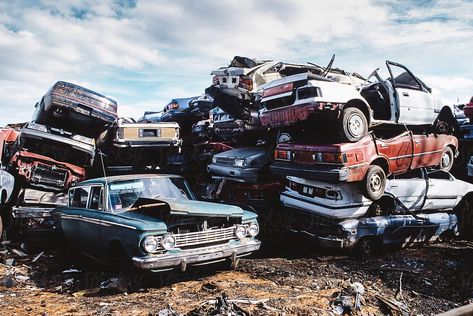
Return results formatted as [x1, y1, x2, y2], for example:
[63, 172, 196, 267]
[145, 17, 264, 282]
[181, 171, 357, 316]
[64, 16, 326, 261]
[2, 54, 473, 274]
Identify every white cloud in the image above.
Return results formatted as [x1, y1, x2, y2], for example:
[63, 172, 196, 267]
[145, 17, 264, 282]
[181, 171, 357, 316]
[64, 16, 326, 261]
[0, 0, 472, 125]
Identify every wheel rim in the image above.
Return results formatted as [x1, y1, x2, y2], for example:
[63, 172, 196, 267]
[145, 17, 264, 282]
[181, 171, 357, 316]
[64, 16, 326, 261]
[347, 113, 364, 138]
[441, 151, 451, 169]
[369, 173, 383, 195]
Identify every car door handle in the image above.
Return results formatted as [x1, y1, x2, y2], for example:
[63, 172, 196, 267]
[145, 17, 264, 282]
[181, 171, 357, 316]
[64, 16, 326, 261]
[402, 92, 409, 97]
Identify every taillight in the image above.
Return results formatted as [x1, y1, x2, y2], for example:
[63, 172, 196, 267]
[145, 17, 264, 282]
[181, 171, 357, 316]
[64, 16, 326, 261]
[212, 76, 219, 86]
[274, 150, 291, 161]
[168, 102, 179, 110]
[312, 152, 346, 163]
[238, 76, 253, 91]
[263, 83, 293, 98]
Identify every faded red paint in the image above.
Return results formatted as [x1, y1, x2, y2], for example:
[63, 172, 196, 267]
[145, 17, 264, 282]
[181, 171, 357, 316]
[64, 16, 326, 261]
[274, 131, 458, 182]
[10, 150, 86, 190]
[260, 102, 341, 128]
[0, 128, 20, 161]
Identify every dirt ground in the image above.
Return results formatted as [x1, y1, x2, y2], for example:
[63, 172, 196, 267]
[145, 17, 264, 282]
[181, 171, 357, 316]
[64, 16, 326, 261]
[1, 233, 473, 316]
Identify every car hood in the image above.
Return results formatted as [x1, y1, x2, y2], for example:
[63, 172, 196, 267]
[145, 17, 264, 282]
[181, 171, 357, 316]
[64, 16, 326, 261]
[214, 147, 267, 160]
[128, 197, 244, 218]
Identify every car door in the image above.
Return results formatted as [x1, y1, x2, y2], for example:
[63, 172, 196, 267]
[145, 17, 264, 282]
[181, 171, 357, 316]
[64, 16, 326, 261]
[376, 131, 413, 174]
[388, 169, 427, 211]
[386, 61, 436, 125]
[423, 170, 458, 210]
[410, 134, 443, 169]
[60, 187, 90, 249]
[78, 185, 105, 256]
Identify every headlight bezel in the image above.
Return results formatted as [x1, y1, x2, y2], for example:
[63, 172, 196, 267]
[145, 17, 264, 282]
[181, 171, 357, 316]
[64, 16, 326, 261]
[142, 236, 159, 253]
[234, 158, 246, 167]
[248, 222, 260, 237]
[161, 234, 176, 250]
[235, 225, 248, 239]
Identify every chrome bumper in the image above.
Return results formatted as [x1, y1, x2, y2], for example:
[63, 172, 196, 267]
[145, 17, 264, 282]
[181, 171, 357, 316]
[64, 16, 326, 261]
[132, 239, 261, 271]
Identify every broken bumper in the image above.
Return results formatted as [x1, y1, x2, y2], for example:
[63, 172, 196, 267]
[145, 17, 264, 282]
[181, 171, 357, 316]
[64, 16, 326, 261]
[270, 161, 349, 182]
[132, 239, 261, 271]
[208, 163, 260, 183]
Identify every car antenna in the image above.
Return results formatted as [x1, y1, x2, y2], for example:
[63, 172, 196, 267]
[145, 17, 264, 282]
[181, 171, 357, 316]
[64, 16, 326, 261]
[98, 149, 109, 188]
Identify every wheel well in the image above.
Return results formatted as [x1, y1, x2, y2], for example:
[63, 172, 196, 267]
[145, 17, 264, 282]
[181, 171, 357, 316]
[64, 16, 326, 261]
[108, 240, 128, 258]
[0, 190, 6, 204]
[345, 99, 371, 125]
[371, 158, 389, 174]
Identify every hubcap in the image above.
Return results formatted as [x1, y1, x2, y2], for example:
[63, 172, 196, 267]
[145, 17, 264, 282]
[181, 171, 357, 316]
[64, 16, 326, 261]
[348, 114, 364, 137]
[441, 152, 451, 169]
[369, 173, 383, 194]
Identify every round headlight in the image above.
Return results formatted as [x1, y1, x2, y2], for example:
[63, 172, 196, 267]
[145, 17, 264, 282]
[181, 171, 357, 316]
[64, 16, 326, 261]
[235, 225, 247, 239]
[143, 236, 159, 253]
[161, 235, 176, 250]
[248, 223, 259, 237]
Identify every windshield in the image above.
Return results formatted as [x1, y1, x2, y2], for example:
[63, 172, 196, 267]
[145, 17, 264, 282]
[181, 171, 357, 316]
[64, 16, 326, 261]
[108, 177, 194, 211]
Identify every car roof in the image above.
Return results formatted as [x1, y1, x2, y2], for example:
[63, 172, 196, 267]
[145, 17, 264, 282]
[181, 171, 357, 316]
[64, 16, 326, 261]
[78, 174, 183, 186]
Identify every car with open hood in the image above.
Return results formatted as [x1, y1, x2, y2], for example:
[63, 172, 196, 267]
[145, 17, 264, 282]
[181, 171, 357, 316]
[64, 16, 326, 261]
[9, 150, 86, 192]
[208, 147, 270, 183]
[273, 129, 458, 200]
[19, 122, 96, 167]
[259, 60, 456, 142]
[52, 174, 261, 271]
[32, 81, 118, 138]
[281, 169, 473, 221]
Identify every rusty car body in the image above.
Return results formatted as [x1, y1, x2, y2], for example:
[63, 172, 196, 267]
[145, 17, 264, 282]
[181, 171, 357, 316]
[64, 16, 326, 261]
[32, 81, 118, 138]
[19, 122, 96, 166]
[53, 174, 261, 271]
[273, 130, 458, 200]
[10, 150, 86, 191]
[259, 61, 455, 142]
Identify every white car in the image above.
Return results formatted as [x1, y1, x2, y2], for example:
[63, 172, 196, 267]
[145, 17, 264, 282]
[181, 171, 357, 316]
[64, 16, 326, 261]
[0, 166, 15, 206]
[259, 61, 455, 142]
[281, 168, 473, 220]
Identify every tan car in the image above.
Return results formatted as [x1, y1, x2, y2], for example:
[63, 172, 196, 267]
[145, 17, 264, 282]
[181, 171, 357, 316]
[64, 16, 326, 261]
[112, 119, 181, 148]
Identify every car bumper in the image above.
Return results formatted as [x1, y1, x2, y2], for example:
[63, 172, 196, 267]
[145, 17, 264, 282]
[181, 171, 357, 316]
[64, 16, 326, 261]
[112, 140, 181, 148]
[51, 99, 117, 124]
[132, 239, 261, 271]
[208, 163, 260, 183]
[289, 229, 350, 249]
[270, 161, 349, 182]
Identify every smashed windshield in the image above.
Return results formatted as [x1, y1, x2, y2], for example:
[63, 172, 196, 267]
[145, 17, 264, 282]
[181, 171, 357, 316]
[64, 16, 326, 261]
[108, 177, 194, 211]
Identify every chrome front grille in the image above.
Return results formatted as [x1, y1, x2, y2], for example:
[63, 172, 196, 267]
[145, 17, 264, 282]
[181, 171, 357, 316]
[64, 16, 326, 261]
[214, 157, 235, 165]
[174, 226, 236, 248]
[32, 164, 68, 186]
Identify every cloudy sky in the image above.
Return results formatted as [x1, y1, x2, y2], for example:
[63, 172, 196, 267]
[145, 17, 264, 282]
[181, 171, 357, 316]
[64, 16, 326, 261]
[1, 0, 472, 126]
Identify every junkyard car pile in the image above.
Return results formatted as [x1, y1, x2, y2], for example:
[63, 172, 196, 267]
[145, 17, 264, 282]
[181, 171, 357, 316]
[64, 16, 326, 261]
[1, 55, 473, 276]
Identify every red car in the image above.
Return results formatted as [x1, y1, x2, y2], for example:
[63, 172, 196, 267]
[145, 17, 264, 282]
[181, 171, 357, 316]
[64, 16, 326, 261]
[463, 96, 473, 121]
[272, 130, 458, 200]
[0, 127, 20, 163]
[10, 151, 86, 192]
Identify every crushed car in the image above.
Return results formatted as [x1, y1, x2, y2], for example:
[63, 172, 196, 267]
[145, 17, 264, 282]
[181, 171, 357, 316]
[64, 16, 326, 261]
[159, 96, 212, 133]
[290, 210, 458, 255]
[32, 81, 118, 138]
[208, 147, 270, 183]
[273, 129, 458, 200]
[259, 60, 456, 142]
[9, 151, 86, 192]
[0, 166, 15, 207]
[53, 174, 261, 271]
[12, 189, 67, 238]
[462, 96, 473, 122]
[18, 122, 96, 166]
[281, 169, 473, 220]
[0, 127, 20, 164]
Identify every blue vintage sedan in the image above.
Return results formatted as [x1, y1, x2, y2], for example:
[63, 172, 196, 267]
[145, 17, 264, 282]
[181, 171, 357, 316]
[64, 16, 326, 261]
[53, 174, 261, 272]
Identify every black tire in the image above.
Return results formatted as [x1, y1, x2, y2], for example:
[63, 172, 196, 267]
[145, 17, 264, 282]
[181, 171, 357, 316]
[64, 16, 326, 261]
[0, 215, 3, 241]
[455, 196, 473, 240]
[356, 237, 378, 256]
[439, 146, 454, 172]
[338, 107, 368, 142]
[361, 165, 386, 201]
[366, 202, 382, 217]
[434, 109, 455, 135]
